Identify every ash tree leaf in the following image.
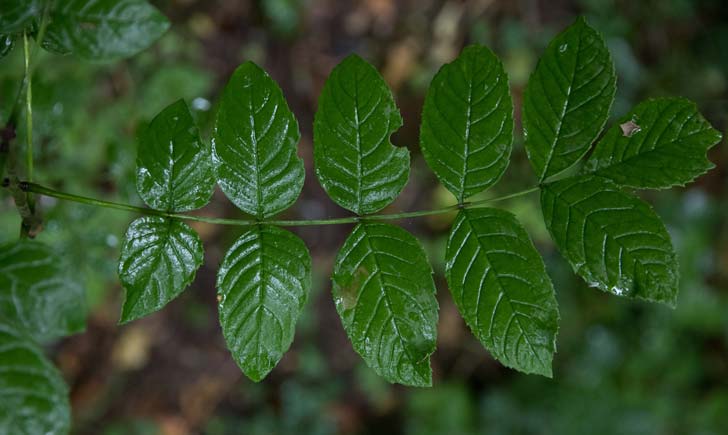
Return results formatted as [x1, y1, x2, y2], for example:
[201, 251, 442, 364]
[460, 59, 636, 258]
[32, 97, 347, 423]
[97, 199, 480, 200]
[0, 0, 42, 34]
[217, 225, 311, 382]
[523, 16, 616, 181]
[332, 222, 439, 386]
[582, 98, 723, 189]
[136, 98, 215, 212]
[420, 45, 514, 202]
[314, 54, 409, 215]
[213, 61, 304, 219]
[446, 208, 559, 377]
[118, 216, 204, 323]
[541, 175, 678, 306]
[42, 0, 170, 61]
[0, 323, 70, 435]
[0, 240, 86, 341]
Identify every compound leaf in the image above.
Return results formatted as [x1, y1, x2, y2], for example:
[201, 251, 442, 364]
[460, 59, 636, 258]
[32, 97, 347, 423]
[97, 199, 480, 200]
[541, 175, 678, 306]
[446, 208, 559, 377]
[217, 225, 311, 382]
[523, 17, 616, 181]
[0, 323, 70, 435]
[118, 216, 204, 323]
[213, 61, 304, 219]
[42, 0, 169, 61]
[0, 240, 86, 341]
[0, 0, 42, 34]
[582, 98, 723, 189]
[332, 222, 438, 386]
[314, 54, 409, 215]
[420, 45, 513, 202]
[136, 99, 214, 212]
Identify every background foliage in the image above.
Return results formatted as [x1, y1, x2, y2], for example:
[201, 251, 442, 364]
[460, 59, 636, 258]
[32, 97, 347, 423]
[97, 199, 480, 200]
[1, 0, 728, 433]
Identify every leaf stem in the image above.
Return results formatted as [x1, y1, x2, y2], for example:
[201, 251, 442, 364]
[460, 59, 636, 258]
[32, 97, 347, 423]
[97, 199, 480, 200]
[23, 32, 33, 182]
[11, 181, 541, 227]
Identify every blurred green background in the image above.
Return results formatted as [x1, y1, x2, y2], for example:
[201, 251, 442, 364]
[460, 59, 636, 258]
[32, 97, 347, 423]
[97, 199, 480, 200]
[1, 0, 728, 433]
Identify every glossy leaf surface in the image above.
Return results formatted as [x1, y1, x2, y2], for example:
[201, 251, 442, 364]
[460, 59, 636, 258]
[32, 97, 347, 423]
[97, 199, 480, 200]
[420, 45, 513, 202]
[582, 98, 723, 189]
[0, 34, 14, 58]
[541, 176, 678, 305]
[0, 240, 86, 341]
[217, 225, 311, 382]
[332, 222, 438, 386]
[136, 99, 214, 212]
[0, 323, 69, 435]
[213, 61, 304, 218]
[314, 54, 409, 215]
[446, 208, 559, 376]
[523, 17, 616, 181]
[43, 0, 169, 61]
[118, 217, 204, 323]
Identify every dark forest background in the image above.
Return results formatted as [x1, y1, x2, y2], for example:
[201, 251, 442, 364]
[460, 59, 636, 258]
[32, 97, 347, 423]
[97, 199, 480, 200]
[1, 0, 728, 433]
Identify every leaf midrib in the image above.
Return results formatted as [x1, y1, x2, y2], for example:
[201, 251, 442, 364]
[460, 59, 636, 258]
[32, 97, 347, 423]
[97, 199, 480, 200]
[460, 213, 547, 371]
[538, 24, 583, 182]
[247, 83, 264, 218]
[360, 225, 424, 374]
[548, 184, 669, 293]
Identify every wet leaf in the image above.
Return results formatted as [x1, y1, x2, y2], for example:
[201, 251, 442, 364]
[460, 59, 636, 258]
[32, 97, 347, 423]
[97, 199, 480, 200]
[523, 17, 616, 181]
[0, 34, 14, 58]
[446, 208, 559, 376]
[118, 217, 204, 323]
[420, 45, 513, 202]
[332, 223, 438, 386]
[0, 240, 86, 341]
[314, 54, 409, 215]
[213, 61, 304, 219]
[42, 0, 169, 61]
[217, 225, 311, 381]
[0, 323, 70, 435]
[582, 98, 723, 189]
[541, 175, 678, 306]
[136, 99, 215, 212]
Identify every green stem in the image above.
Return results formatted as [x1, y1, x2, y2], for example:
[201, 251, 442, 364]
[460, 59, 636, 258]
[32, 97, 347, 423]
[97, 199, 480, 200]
[23, 32, 33, 182]
[16, 182, 540, 227]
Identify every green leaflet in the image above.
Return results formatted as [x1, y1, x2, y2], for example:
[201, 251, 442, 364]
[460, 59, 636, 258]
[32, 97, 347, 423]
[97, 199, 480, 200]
[42, 0, 169, 61]
[582, 98, 723, 189]
[0, 0, 41, 34]
[118, 217, 204, 323]
[541, 175, 678, 306]
[523, 17, 616, 182]
[217, 225, 311, 382]
[446, 208, 559, 377]
[420, 45, 514, 202]
[213, 61, 304, 219]
[0, 323, 70, 435]
[136, 99, 215, 212]
[332, 222, 439, 386]
[314, 54, 409, 215]
[0, 240, 86, 341]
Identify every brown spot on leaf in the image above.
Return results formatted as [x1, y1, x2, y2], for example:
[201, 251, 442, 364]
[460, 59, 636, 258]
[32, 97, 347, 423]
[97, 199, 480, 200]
[336, 266, 370, 310]
[620, 120, 641, 137]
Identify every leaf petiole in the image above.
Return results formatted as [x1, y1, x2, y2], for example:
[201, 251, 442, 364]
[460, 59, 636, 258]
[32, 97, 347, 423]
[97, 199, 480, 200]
[12, 181, 541, 227]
